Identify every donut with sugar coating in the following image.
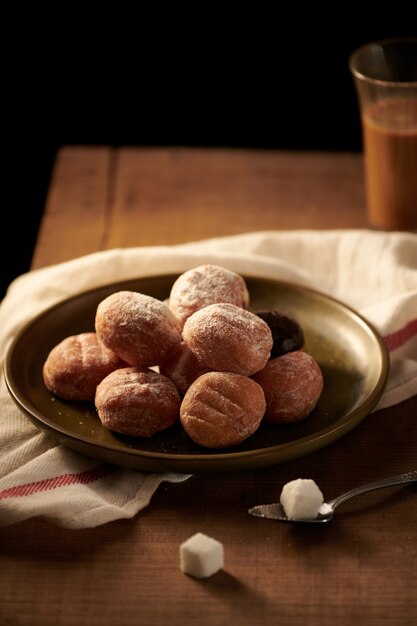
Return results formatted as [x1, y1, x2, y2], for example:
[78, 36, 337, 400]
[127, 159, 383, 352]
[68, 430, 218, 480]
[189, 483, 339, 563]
[180, 372, 266, 448]
[182, 303, 272, 376]
[95, 367, 181, 437]
[169, 264, 249, 328]
[253, 351, 323, 423]
[159, 341, 211, 396]
[95, 291, 181, 367]
[43, 332, 126, 401]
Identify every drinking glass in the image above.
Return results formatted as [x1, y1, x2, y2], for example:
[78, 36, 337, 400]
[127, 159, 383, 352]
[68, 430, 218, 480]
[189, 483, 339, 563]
[349, 38, 417, 230]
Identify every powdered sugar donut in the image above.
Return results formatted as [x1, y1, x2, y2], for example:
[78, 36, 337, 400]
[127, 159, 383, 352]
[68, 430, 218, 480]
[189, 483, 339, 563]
[169, 264, 249, 328]
[43, 332, 126, 401]
[183, 303, 272, 376]
[180, 372, 266, 448]
[252, 351, 323, 423]
[95, 291, 181, 367]
[159, 341, 211, 396]
[95, 367, 181, 437]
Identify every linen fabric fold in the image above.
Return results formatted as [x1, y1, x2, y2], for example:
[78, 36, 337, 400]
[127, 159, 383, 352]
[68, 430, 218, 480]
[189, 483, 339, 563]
[0, 230, 416, 528]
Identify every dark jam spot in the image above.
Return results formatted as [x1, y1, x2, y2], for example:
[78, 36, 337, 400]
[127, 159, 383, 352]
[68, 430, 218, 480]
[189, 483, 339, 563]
[255, 310, 304, 358]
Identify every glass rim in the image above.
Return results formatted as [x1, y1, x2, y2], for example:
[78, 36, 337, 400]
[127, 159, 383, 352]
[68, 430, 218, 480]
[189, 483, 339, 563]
[349, 37, 417, 87]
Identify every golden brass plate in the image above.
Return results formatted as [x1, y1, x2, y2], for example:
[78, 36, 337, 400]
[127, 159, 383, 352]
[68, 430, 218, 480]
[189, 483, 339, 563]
[4, 274, 389, 473]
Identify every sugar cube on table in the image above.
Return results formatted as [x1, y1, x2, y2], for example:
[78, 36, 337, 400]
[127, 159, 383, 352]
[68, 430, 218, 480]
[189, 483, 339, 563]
[280, 478, 324, 520]
[179, 532, 224, 579]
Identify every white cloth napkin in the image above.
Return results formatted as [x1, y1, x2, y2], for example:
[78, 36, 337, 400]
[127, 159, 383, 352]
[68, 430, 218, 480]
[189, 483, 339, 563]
[1, 230, 416, 528]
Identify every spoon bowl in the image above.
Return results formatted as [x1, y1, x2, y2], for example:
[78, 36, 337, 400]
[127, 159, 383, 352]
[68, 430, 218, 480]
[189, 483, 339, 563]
[248, 470, 417, 523]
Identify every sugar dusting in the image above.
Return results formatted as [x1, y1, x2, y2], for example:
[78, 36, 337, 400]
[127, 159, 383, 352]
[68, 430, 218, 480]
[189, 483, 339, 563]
[169, 264, 249, 326]
[180, 372, 266, 448]
[253, 351, 323, 423]
[43, 332, 125, 401]
[95, 291, 181, 366]
[95, 367, 181, 437]
[183, 303, 272, 376]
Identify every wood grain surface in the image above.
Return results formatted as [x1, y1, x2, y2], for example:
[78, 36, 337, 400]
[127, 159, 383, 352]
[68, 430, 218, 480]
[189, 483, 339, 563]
[31, 146, 368, 269]
[2, 146, 416, 626]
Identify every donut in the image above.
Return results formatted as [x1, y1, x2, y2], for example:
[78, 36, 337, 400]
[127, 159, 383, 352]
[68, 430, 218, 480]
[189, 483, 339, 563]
[169, 264, 249, 328]
[255, 310, 304, 357]
[95, 291, 181, 367]
[95, 367, 181, 437]
[252, 351, 323, 423]
[182, 303, 272, 376]
[159, 341, 211, 396]
[180, 372, 266, 448]
[43, 332, 126, 401]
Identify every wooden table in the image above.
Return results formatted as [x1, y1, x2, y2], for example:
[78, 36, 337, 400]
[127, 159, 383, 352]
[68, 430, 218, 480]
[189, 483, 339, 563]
[1, 147, 416, 626]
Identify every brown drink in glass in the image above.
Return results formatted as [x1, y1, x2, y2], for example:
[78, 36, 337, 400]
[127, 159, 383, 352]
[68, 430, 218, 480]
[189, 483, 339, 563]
[350, 39, 417, 230]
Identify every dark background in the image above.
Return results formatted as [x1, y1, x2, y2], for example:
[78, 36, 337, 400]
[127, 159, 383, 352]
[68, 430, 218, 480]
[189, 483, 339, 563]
[4, 18, 416, 300]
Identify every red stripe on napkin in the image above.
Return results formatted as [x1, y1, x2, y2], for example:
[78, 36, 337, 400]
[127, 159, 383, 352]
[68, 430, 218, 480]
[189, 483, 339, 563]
[0, 464, 115, 500]
[384, 318, 417, 352]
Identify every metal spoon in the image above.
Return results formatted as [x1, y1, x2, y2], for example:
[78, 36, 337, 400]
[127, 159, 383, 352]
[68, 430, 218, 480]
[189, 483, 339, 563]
[248, 470, 417, 523]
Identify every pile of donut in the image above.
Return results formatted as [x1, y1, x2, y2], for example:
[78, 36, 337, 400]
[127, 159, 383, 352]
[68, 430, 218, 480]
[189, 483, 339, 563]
[43, 264, 323, 449]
